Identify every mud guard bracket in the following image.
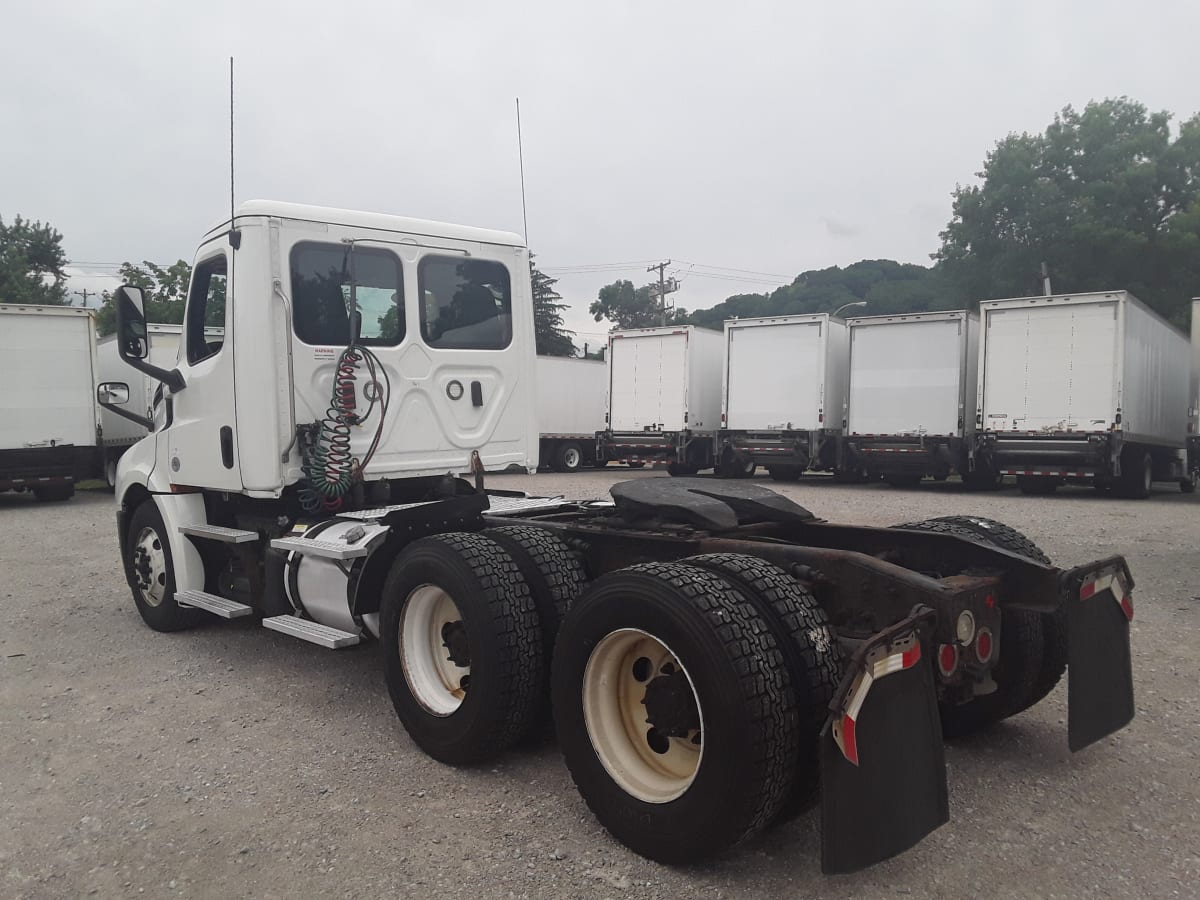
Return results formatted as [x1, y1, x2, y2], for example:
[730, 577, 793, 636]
[1064, 558, 1135, 752]
[820, 607, 948, 874]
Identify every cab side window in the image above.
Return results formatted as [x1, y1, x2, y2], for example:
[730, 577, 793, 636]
[185, 255, 228, 364]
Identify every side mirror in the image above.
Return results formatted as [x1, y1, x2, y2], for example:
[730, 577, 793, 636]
[111, 284, 186, 392]
[97, 380, 151, 430]
[98, 381, 130, 405]
[115, 285, 149, 361]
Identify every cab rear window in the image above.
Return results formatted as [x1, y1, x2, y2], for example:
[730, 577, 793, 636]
[418, 257, 512, 350]
[290, 242, 404, 346]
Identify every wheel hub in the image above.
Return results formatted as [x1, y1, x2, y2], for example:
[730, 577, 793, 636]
[441, 620, 471, 668]
[641, 668, 700, 737]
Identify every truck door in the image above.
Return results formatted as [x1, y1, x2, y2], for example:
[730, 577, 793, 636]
[164, 247, 242, 490]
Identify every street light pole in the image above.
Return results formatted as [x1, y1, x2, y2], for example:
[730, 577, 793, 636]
[831, 301, 868, 317]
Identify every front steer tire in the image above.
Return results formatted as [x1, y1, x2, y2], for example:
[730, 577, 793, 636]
[125, 500, 202, 633]
[552, 562, 798, 864]
[380, 532, 544, 765]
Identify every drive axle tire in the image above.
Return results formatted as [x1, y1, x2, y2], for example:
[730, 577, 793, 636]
[683, 554, 842, 815]
[768, 466, 801, 482]
[381, 532, 544, 765]
[924, 516, 1066, 714]
[883, 473, 922, 488]
[125, 500, 202, 633]
[552, 441, 584, 473]
[889, 518, 1048, 737]
[1181, 472, 1198, 494]
[483, 525, 587, 654]
[552, 562, 798, 863]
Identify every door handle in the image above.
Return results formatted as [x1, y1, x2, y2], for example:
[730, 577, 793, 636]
[220, 426, 235, 469]
[471, 381, 483, 407]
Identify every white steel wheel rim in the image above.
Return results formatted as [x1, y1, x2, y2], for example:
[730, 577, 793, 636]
[563, 446, 582, 469]
[132, 526, 168, 607]
[582, 628, 704, 804]
[399, 584, 469, 716]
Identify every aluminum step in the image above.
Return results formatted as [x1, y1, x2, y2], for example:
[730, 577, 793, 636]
[269, 536, 373, 560]
[262, 615, 361, 649]
[180, 523, 259, 544]
[336, 500, 441, 521]
[176, 589, 255, 619]
[485, 495, 567, 516]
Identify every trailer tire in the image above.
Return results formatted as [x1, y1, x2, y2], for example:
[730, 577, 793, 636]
[1118, 448, 1152, 499]
[125, 500, 202, 633]
[923, 516, 1067, 713]
[717, 454, 757, 479]
[380, 532, 544, 765]
[682, 553, 842, 816]
[889, 518, 1047, 737]
[625, 461, 646, 469]
[1017, 475, 1058, 495]
[483, 525, 587, 654]
[33, 483, 75, 502]
[552, 562, 798, 863]
[768, 466, 801, 482]
[883, 473, 922, 488]
[552, 441, 585, 473]
[667, 462, 699, 477]
[1180, 470, 1197, 494]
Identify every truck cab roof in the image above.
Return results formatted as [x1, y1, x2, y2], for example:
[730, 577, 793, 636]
[204, 200, 526, 249]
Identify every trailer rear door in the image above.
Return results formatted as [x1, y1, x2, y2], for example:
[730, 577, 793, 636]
[726, 321, 822, 430]
[983, 301, 1118, 432]
[848, 319, 962, 436]
[609, 333, 688, 431]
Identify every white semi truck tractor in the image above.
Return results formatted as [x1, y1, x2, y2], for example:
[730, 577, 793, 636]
[101, 201, 1137, 873]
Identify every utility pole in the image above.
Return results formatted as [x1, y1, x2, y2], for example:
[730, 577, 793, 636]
[72, 288, 98, 307]
[647, 260, 678, 326]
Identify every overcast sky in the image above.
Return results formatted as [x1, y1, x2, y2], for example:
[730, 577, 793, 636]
[4, 1, 1200, 348]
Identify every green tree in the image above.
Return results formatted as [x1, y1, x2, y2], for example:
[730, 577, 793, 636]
[95, 259, 197, 336]
[0, 215, 68, 305]
[937, 97, 1200, 323]
[590, 279, 688, 328]
[530, 255, 576, 356]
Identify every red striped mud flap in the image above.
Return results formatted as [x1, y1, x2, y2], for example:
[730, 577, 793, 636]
[820, 607, 947, 874]
[1063, 557, 1135, 752]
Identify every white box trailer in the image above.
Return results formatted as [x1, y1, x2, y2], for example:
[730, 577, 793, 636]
[599, 325, 724, 473]
[977, 290, 1194, 497]
[719, 313, 849, 480]
[535, 355, 606, 472]
[844, 311, 995, 487]
[0, 305, 101, 501]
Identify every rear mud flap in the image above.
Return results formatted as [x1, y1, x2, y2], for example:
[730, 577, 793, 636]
[820, 611, 948, 874]
[1066, 561, 1135, 752]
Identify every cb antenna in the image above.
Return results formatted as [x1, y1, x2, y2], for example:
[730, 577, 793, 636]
[228, 56, 241, 248]
[516, 97, 529, 246]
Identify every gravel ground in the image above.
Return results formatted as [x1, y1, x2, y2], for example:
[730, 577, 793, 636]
[2, 471, 1198, 899]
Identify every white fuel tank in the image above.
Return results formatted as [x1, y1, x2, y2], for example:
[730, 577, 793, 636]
[281, 519, 390, 638]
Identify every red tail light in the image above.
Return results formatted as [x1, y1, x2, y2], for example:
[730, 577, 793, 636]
[974, 628, 994, 663]
[937, 643, 959, 677]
